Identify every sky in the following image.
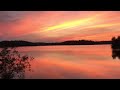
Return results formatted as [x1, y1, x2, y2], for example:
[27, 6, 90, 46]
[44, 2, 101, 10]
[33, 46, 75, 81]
[0, 11, 120, 42]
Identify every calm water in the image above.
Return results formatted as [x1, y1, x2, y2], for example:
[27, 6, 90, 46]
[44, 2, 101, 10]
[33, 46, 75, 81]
[2, 45, 120, 79]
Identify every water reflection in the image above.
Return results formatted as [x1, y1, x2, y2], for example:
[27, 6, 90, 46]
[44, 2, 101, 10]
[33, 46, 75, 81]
[0, 45, 119, 79]
[112, 49, 120, 59]
[0, 47, 34, 79]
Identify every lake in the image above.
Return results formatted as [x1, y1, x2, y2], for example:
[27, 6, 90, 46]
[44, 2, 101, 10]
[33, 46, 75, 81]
[1, 45, 120, 79]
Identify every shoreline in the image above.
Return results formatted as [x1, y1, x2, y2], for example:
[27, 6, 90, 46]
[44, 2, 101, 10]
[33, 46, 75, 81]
[0, 43, 111, 48]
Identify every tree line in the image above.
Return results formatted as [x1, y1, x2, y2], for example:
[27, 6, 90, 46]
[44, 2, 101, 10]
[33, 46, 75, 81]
[111, 36, 120, 49]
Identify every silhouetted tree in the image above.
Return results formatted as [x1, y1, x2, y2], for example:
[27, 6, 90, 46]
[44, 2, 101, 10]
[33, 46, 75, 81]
[117, 36, 120, 40]
[111, 36, 120, 49]
[112, 37, 116, 41]
[0, 47, 34, 79]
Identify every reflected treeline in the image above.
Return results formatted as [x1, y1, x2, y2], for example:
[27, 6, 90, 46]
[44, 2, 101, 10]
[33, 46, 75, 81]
[112, 49, 120, 59]
[111, 36, 120, 59]
[0, 47, 34, 79]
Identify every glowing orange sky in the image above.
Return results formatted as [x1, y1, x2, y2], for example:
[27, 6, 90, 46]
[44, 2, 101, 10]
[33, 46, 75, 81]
[0, 11, 120, 42]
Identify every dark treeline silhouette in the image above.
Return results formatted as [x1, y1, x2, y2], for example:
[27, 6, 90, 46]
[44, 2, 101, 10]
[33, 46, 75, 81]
[60, 40, 111, 45]
[111, 36, 120, 49]
[0, 40, 112, 47]
[0, 47, 34, 79]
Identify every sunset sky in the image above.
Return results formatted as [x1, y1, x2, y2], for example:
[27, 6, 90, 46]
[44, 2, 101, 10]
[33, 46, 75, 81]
[0, 11, 120, 42]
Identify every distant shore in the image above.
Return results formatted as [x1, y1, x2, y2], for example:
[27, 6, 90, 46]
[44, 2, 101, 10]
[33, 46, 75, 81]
[0, 40, 112, 47]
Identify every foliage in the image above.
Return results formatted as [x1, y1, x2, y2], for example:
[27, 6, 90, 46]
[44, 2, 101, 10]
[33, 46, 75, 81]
[0, 47, 34, 79]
